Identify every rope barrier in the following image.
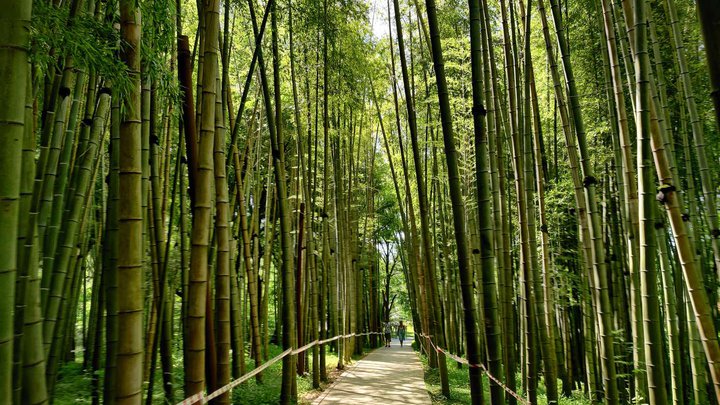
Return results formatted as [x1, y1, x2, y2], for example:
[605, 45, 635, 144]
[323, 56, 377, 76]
[316, 331, 383, 345]
[175, 330, 383, 405]
[292, 340, 319, 355]
[177, 330, 527, 404]
[318, 335, 341, 345]
[416, 333, 428, 355]
[417, 333, 530, 405]
[176, 392, 204, 405]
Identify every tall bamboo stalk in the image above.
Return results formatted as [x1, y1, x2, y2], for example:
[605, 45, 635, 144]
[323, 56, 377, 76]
[423, 0, 483, 398]
[116, 1, 144, 403]
[186, 0, 220, 399]
[634, 0, 667, 401]
[546, 0, 618, 401]
[470, 0, 505, 401]
[0, 0, 31, 401]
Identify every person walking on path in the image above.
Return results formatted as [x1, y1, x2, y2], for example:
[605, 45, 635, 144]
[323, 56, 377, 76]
[397, 321, 407, 347]
[384, 322, 393, 347]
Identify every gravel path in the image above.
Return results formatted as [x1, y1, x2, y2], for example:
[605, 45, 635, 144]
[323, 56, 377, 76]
[313, 338, 432, 404]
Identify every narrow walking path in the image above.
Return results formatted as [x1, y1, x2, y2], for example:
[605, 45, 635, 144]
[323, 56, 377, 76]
[313, 338, 432, 404]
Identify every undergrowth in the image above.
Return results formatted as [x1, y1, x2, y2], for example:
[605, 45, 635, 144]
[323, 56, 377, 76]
[53, 343, 366, 404]
[418, 348, 592, 405]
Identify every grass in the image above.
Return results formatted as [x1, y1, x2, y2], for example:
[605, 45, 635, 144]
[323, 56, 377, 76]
[54, 362, 94, 404]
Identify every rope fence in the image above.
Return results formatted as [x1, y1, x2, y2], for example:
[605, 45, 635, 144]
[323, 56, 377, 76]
[177, 330, 528, 405]
[176, 330, 384, 405]
[417, 333, 530, 405]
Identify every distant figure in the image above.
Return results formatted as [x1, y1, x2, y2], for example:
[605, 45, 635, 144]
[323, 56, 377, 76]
[384, 322, 393, 347]
[398, 321, 407, 347]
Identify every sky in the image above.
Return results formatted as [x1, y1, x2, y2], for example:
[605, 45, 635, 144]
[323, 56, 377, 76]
[368, 0, 390, 40]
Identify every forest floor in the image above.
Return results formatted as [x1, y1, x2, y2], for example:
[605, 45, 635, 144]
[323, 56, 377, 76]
[311, 337, 432, 404]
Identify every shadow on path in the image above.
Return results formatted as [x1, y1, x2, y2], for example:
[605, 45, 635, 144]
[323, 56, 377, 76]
[313, 338, 431, 404]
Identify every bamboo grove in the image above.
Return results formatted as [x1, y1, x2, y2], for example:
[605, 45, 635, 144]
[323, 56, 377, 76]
[1, 0, 720, 404]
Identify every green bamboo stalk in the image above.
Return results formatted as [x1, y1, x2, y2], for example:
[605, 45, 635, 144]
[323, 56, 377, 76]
[470, 0, 505, 401]
[104, 80, 121, 405]
[422, 0, 483, 397]
[657, 230, 684, 405]
[546, 0, 618, 401]
[268, 0, 298, 399]
[116, 0, 144, 402]
[635, 0, 667, 401]
[213, 74, 231, 405]
[17, 61, 47, 405]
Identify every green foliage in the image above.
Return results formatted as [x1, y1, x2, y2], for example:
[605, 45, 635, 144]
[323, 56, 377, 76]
[141, 0, 182, 103]
[53, 343, 347, 404]
[52, 363, 93, 405]
[30, 0, 180, 103]
[544, 177, 583, 305]
[30, 0, 131, 95]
